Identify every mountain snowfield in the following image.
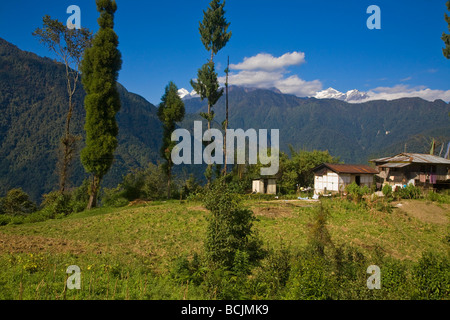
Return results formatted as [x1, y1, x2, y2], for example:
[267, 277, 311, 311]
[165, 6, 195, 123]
[314, 87, 369, 102]
[178, 86, 370, 102]
[177, 88, 199, 99]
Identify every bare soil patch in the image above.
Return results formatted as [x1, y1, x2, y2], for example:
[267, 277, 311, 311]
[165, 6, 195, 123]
[395, 200, 449, 225]
[0, 232, 88, 255]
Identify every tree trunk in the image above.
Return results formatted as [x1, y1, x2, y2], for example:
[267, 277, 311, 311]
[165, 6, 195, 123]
[167, 161, 172, 200]
[87, 175, 101, 210]
[59, 92, 76, 193]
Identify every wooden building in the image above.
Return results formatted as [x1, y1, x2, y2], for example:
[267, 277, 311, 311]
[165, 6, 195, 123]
[313, 163, 379, 195]
[370, 153, 450, 189]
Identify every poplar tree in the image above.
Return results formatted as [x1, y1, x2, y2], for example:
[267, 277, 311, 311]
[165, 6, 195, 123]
[443, 1, 450, 59]
[33, 16, 92, 192]
[80, 0, 122, 209]
[157, 81, 185, 199]
[191, 0, 231, 184]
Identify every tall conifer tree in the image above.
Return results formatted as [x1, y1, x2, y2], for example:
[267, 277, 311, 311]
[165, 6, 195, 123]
[80, 0, 122, 209]
[191, 0, 231, 185]
[157, 81, 185, 199]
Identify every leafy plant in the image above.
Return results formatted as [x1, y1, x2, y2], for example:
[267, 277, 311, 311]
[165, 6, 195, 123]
[203, 178, 265, 270]
[1, 189, 36, 216]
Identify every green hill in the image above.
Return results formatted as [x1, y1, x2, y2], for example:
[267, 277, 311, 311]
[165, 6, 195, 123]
[0, 38, 162, 202]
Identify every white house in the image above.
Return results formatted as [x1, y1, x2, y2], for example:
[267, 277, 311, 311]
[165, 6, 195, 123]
[313, 163, 379, 195]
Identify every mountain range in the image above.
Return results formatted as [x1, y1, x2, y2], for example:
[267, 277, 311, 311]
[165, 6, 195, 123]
[1, 37, 449, 201]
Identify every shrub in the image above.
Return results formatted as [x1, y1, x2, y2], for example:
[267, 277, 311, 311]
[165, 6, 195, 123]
[307, 201, 333, 257]
[203, 178, 265, 270]
[346, 182, 370, 203]
[0, 214, 11, 226]
[1, 188, 36, 216]
[284, 252, 332, 300]
[382, 184, 393, 199]
[120, 163, 176, 201]
[40, 180, 90, 217]
[394, 184, 422, 200]
[40, 191, 73, 217]
[412, 251, 450, 300]
[253, 247, 292, 298]
[101, 186, 129, 207]
[425, 190, 450, 204]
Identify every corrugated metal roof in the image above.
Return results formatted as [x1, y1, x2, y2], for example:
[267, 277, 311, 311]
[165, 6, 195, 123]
[315, 163, 379, 174]
[371, 153, 450, 165]
[379, 162, 411, 168]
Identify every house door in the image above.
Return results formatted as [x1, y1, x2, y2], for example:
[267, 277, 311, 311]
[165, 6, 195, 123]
[355, 176, 361, 186]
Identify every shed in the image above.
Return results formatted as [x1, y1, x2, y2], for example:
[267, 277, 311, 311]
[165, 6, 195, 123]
[313, 163, 379, 195]
[252, 178, 277, 195]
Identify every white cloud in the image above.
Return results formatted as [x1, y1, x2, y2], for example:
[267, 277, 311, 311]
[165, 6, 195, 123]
[274, 75, 322, 97]
[230, 52, 305, 72]
[221, 52, 322, 97]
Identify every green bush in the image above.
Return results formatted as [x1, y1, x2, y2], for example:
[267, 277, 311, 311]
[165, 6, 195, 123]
[394, 184, 422, 200]
[203, 178, 265, 270]
[101, 186, 129, 208]
[285, 252, 333, 300]
[119, 164, 175, 201]
[412, 251, 450, 300]
[1, 188, 36, 216]
[346, 182, 370, 203]
[0, 214, 11, 226]
[425, 190, 450, 204]
[382, 184, 393, 199]
[40, 191, 73, 217]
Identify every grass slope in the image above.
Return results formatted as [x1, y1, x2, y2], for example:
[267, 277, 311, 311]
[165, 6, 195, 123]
[0, 199, 448, 300]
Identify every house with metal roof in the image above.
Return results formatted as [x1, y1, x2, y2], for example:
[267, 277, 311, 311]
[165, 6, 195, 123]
[370, 153, 450, 189]
[312, 163, 379, 195]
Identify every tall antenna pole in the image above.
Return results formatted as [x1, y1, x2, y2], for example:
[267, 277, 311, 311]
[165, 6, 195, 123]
[223, 56, 229, 177]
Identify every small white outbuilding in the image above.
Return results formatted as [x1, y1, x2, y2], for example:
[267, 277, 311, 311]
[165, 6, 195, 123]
[252, 178, 277, 195]
[312, 163, 378, 195]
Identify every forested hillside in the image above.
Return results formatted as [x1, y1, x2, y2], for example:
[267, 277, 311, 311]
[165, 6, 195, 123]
[0, 38, 162, 201]
[184, 86, 450, 162]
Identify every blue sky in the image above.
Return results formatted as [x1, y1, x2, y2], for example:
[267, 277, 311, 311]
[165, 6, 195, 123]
[0, 0, 449, 104]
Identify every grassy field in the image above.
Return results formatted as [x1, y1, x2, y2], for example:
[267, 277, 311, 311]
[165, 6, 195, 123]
[0, 198, 448, 300]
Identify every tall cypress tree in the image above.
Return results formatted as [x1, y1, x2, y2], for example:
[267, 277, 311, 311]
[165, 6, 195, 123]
[443, 1, 450, 59]
[80, 0, 122, 209]
[192, 0, 231, 185]
[157, 81, 185, 199]
[199, 0, 232, 63]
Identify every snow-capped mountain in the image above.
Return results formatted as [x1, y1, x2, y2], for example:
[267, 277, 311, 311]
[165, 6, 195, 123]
[345, 89, 369, 102]
[178, 88, 199, 99]
[314, 87, 347, 100]
[314, 87, 369, 102]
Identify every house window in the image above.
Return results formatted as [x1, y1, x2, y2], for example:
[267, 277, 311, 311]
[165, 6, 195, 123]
[355, 176, 361, 186]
